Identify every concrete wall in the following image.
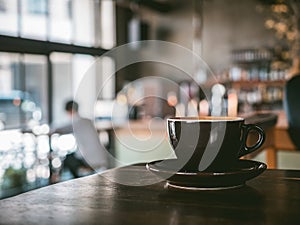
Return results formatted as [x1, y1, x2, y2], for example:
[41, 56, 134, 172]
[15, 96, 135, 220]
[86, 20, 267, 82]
[130, 0, 278, 77]
[202, 0, 277, 75]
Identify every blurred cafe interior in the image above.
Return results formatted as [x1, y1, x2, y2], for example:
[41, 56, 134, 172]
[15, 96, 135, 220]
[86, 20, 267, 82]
[0, 0, 300, 199]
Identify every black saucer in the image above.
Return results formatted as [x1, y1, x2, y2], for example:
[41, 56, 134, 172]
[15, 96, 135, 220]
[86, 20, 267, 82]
[146, 159, 267, 190]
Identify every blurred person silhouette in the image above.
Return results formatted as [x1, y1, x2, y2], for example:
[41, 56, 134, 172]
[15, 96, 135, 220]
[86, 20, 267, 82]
[54, 100, 108, 178]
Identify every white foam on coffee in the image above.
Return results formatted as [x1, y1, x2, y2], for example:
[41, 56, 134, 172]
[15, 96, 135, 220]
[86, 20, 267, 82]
[167, 116, 244, 123]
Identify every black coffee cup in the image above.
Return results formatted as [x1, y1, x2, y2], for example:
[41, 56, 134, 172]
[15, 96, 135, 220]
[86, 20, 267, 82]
[167, 116, 265, 172]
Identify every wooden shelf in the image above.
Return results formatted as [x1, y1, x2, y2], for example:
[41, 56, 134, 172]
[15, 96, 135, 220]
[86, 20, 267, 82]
[230, 80, 286, 87]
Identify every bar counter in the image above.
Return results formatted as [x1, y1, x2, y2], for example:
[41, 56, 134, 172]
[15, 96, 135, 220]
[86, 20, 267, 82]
[0, 163, 300, 225]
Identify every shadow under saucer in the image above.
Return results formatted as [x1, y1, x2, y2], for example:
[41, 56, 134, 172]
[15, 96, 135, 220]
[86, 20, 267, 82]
[146, 159, 267, 190]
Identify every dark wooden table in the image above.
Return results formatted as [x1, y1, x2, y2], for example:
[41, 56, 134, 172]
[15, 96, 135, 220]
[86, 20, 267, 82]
[0, 164, 300, 225]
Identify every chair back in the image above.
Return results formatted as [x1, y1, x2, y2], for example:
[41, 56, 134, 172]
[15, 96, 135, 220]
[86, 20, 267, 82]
[73, 117, 108, 170]
[284, 74, 300, 149]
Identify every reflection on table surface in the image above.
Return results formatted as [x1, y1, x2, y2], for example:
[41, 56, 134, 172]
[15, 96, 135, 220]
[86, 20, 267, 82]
[0, 126, 88, 199]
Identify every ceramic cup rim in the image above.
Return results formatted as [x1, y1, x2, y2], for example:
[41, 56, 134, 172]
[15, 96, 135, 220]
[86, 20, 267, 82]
[167, 116, 244, 123]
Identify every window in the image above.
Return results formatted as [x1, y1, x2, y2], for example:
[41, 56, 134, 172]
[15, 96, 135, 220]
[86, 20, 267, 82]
[21, 0, 47, 39]
[0, 53, 48, 129]
[72, 0, 95, 46]
[0, 0, 7, 12]
[23, 54, 48, 124]
[0, 0, 18, 36]
[0, 0, 116, 199]
[0, 0, 116, 128]
[51, 52, 73, 125]
[27, 0, 48, 15]
[49, 0, 72, 43]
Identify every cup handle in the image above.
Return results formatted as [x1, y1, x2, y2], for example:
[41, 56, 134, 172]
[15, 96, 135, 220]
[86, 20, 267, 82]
[238, 124, 265, 157]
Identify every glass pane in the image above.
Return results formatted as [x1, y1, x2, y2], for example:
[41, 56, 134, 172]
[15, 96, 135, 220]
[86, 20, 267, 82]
[20, 0, 47, 40]
[0, 0, 18, 36]
[100, 0, 116, 49]
[96, 56, 115, 100]
[72, 54, 96, 118]
[0, 53, 47, 129]
[72, 0, 95, 46]
[23, 54, 48, 125]
[51, 52, 72, 126]
[0, 53, 20, 129]
[49, 0, 72, 43]
[51, 53, 97, 124]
